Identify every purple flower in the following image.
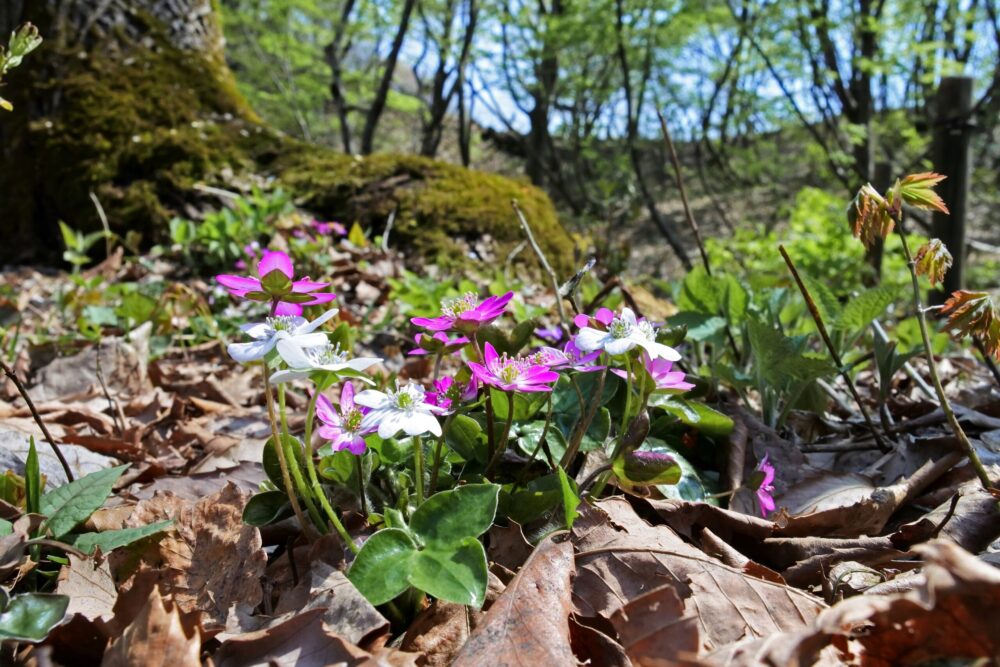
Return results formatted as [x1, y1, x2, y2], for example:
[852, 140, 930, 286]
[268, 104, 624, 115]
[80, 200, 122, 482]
[612, 352, 693, 392]
[216, 250, 337, 312]
[411, 292, 514, 334]
[537, 341, 604, 373]
[426, 376, 478, 412]
[573, 308, 614, 329]
[408, 332, 470, 356]
[315, 382, 373, 455]
[534, 326, 564, 343]
[751, 454, 776, 517]
[311, 219, 346, 236]
[467, 342, 560, 393]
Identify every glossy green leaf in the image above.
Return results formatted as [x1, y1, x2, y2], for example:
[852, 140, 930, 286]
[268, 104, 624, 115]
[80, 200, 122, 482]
[551, 373, 617, 414]
[71, 520, 173, 554]
[613, 450, 681, 489]
[410, 484, 499, 546]
[409, 538, 488, 608]
[242, 491, 292, 526]
[501, 474, 564, 524]
[648, 397, 734, 437]
[646, 439, 716, 503]
[514, 420, 566, 463]
[348, 528, 418, 605]
[444, 414, 486, 463]
[556, 467, 579, 529]
[0, 594, 69, 641]
[555, 406, 610, 452]
[40, 464, 128, 539]
[490, 389, 546, 422]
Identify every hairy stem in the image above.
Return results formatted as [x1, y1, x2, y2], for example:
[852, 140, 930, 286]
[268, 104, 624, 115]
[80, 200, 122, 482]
[485, 392, 516, 477]
[278, 384, 325, 532]
[898, 230, 992, 489]
[412, 436, 425, 502]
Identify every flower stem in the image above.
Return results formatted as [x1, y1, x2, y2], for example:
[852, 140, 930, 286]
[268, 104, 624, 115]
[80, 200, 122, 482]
[262, 367, 318, 541]
[278, 385, 325, 531]
[484, 392, 516, 477]
[429, 413, 455, 495]
[560, 364, 608, 469]
[312, 481, 359, 554]
[898, 229, 992, 490]
[591, 355, 634, 497]
[412, 436, 425, 502]
[472, 333, 497, 462]
[354, 455, 368, 517]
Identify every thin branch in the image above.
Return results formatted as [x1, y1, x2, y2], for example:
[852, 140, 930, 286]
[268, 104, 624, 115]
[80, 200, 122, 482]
[0, 360, 74, 482]
[511, 199, 567, 330]
[779, 245, 888, 451]
[656, 108, 711, 275]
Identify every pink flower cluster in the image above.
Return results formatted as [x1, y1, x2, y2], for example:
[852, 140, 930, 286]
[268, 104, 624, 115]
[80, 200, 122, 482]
[217, 250, 336, 316]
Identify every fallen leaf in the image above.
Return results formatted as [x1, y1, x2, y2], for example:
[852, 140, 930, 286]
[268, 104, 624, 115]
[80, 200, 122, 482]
[118, 482, 267, 628]
[401, 601, 473, 666]
[452, 534, 576, 666]
[101, 587, 201, 667]
[572, 498, 825, 655]
[609, 584, 700, 666]
[56, 552, 117, 623]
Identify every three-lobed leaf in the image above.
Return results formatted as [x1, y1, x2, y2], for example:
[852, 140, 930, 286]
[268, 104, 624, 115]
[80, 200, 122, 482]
[410, 484, 499, 545]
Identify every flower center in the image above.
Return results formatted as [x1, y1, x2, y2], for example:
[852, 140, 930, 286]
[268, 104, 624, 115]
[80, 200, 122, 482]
[266, 315, 297, 332]
[306, 344, 346, 366]
[499, 363, 522, 384]
[344, 408, 364, 431]
[389, 383, 424, 412]
[609, 317, 633, 339]
[441, 292, 478, 318]
[636, 320, 656, 341]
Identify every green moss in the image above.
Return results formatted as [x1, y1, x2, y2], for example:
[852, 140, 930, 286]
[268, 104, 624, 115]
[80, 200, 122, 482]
[276, 150, 575, 275]
[0, 9, 573, 275]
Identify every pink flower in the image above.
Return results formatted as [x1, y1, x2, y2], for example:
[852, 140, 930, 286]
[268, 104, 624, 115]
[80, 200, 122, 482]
[315, 382, 373, 455]
[426, 376, 478, 412]
[534, 326, 564, 343]
[467, 342, 560, 393]
[751, 454, 776, 517]
[612, 352, 693, 392]
[573, 308, 614, 329]
[311, 220, 346, 236]
[216, 250, 337, 312]
[411, 292, 514, 334]
[408, 331, 470, 356]
[536, 341, 604, 373]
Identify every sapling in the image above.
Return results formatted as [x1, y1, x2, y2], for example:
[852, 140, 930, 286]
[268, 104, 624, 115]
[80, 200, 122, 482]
[849, 173, 997, 490]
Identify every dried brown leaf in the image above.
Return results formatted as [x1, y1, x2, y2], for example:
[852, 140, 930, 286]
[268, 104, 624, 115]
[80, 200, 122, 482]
[452, 535, 576, 667]
[118, 482, 266, 628]
[573, 499, 824, 655]
[101, 587, 201, 667]
[56, 552, 117, 623]
[609, 584, 700, 666]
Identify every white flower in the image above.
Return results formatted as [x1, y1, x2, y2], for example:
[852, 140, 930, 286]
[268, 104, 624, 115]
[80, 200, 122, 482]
[269, 340, 382, 384]
[227, 308, 339, 363]
[355, 382, 444, 439]
[575, 307, 681, 360]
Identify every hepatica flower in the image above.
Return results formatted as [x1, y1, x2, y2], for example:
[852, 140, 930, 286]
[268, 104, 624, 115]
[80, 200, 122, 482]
[216, 250, 337, 314]
[613, 352, 693, 393]
[534, 326, 564, 344]
[426, 375, 478, 412]
[227, 308, 339, 363]
[537, 340, 603, 372]
[408, 331, 470, 356]
[575, 307, 680, 361]
[315, 382, 372, 455]
[357, 382, 444, 439]
[748, 454, 776, 517]
[411, 291, 513, 334]
[468, 342, 559, 393]
[269, 340, 381, 384]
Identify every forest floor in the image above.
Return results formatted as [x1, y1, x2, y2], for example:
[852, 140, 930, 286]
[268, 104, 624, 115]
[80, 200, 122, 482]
[0, 234, 999, 666]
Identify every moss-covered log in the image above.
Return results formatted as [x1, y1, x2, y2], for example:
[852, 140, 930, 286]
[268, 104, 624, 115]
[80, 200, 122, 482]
[0, 0, 573, 274]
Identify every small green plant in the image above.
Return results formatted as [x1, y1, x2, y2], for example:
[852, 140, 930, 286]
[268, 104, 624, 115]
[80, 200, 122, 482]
[0, 439, 171, 642]
[58, 221, 115, 273]
[0, 22, 42, 111]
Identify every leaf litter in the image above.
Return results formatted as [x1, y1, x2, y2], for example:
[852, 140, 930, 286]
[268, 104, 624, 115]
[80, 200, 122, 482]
[1, 239, 1000, 666]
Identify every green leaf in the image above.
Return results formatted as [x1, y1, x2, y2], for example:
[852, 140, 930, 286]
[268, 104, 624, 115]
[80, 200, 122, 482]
[347, 529, 417, 606]
[747, 320, 834, 387]
[410, 484, 499, 547]
[678, 266, 721, 314]
[25, 437, 40, 516]
[501, 474, 565, 524]
[444, 415, 486, 463]
[260, 269, 292, 296]
[39, 465, 129, 539]
[612, 450, 681, 490]
[0, 594, 69, 641]
[490, 389, 546, 422]
[0, 519, 12, 537]
[554, 407, 610, 452]
[556, 467, 579, 529]
[71, 520, 173, 554]
[514, 420, 567, 463]
[409, 538, 488, 608]
[348, 222, 368, 248]
[648, 397, 734, 437]
[646, 439, 716, 503]
[800, 274, 841, 325]
[242, 492, 292, 526]
[834, 286, 897, 332]
[668, 312, 726, 342]
[551, 373, 617, 414]
[58, 222, 78, 252]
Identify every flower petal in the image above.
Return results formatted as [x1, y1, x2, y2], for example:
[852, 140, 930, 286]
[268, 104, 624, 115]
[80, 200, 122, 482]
[354, 390, 388, 409]
[604, 337, 636, 356]
[268, 369, 309, 384]
[315, 393, 341, 427]
[403, 411, 442, 437]
[228, 338, 275, 363]
[638, 340, 682, 361]
[276, 338, 315, 368]
[295, 308, 339, 334]
[216, 275, 262, 292]
[574, 327, 608, 353]
[274, 302, 303, 316]
[258, 250, 294, 278]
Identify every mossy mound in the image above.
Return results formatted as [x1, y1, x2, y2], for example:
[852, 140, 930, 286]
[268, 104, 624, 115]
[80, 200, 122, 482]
[0, 12, 573, 275]
[276, 150, 575, 275]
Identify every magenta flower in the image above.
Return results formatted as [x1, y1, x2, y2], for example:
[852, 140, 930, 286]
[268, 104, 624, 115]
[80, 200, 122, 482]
[411, 291, 514, 334]
[751, 454, 776, 517]
[315, 382, 373, 455]
[408, 331, 470, 356]
[311, 219, 346, 236]
[467, 342, 560, 393]
[216, 250, 337, 312]
[426, 376, 478, 412]
[613, 352, 693, 392]
[573, 308, 614, 329]
[537, 341, 603, 373]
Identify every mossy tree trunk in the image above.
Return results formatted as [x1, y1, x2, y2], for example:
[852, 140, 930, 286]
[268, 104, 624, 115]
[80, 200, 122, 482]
[0, 0, 574, 273]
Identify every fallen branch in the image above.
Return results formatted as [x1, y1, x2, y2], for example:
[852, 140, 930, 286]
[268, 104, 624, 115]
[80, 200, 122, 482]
[0, 359, 74, 482]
